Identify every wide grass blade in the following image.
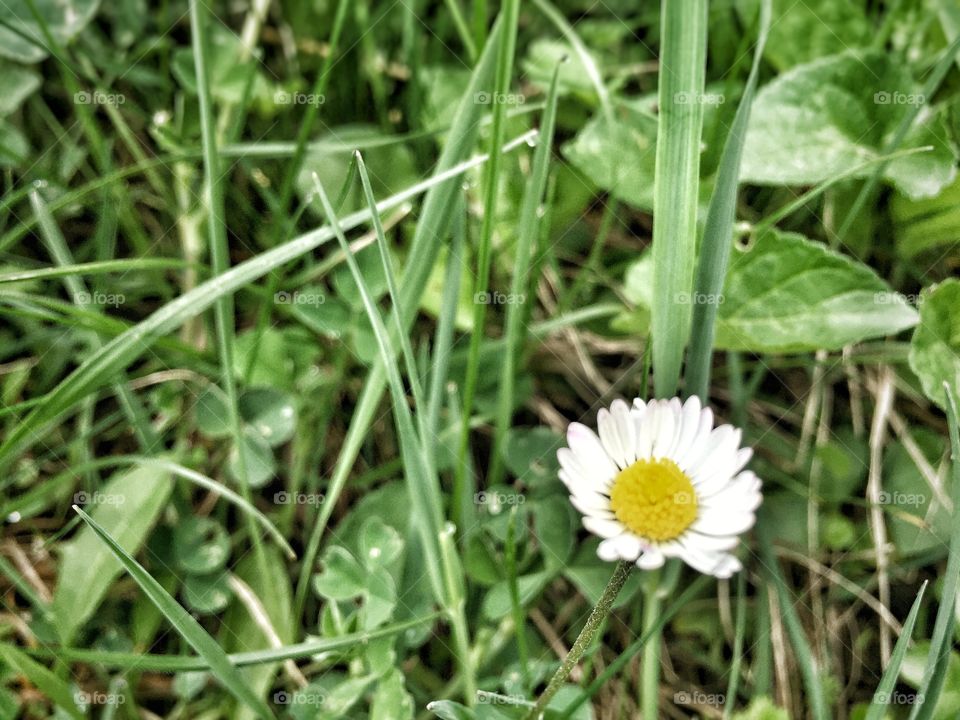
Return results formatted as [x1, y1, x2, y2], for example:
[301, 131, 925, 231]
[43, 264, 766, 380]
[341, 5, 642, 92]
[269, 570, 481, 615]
[651, 0, 708, 398]
[685, 0, 770, 402]
[865, 580, 928, 720]
[490, 63, 561, 485]
[909, 384, 960, 720]
[72, 505, 276, 719]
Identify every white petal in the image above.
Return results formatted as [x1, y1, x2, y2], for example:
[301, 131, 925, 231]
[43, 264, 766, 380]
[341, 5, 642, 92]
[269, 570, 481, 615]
[678, 541, 742, 578]
[632, 397, 647, 414]
[600, 533, 644, 562]
[598, 400, 636, 469]
[583, 516, 625, 538]
[565, 424, 617, 487]
[568, 491, 611, 515]
[635, 400, 661, 459]
[670, 395, 702, 458]
[612, 399, 638, 465]
[684, 531, 740, 552]
[686, 425, 739, 482]
[636, 546, 665, 570]
[678, 407, 715, 472]
[652, 398, 681, 459]
[692, 508, 756, 536]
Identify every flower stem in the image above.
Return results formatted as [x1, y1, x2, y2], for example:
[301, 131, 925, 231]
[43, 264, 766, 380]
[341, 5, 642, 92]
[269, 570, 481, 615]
[525, 560, 633, 719]
[641, 569, 663, 720]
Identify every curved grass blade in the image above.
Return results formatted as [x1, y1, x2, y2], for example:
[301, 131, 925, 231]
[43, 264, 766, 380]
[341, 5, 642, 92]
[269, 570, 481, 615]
[0, 258, 188, 284]
[685, 0, 770, 401]
[865, 580, 928, 720]
[72, 505, 276, 719]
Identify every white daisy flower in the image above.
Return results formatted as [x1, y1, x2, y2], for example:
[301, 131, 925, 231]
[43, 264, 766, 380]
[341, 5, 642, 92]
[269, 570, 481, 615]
[558, 396, 761, 579]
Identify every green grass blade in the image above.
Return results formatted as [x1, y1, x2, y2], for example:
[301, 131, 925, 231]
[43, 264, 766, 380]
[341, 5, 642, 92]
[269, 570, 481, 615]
[651, 0, 708, 398]
[0, 258, 188, 284]
[71, 505, 276, 718]
[0, 132, 527, 472]
[458, 0, 520, 510]
[310, 174, 445, 599]
[0, 644, 83, 719]
[909, 384, 960, 720]
[35, 613, 440, 671]
[865, 580, 928, 720]
[759, 528, 829, 720]
[490, 62, 561, 485]
[293, 17, 509, 619]
[685, 0, 770, 401]
[721, 570, 749, 719]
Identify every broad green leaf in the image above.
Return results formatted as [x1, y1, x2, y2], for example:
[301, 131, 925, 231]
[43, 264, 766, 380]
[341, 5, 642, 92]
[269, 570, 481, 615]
[0, 0, 102, 63]
[371, 669, 414, 720]
[52, 464, 172, 644]
[563, 104, 657, 210]
[195, 385, 232, 438]
[72, 506, 277, 719]
[502, 427, 562, 487]
[715, 230, 919, 352]
[0, 62, 40, 115]
[172, 24, 272, 104]
[227, 427, 276, 488]
[427, 700, 478, 720]
[736, 0, 870, 70]
[741, 51, 957, 199]
[908, 279, 960, 409]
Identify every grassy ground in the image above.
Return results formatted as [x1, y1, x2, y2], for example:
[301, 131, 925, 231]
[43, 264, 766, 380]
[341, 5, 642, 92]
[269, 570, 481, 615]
[1, 0, 960, 719]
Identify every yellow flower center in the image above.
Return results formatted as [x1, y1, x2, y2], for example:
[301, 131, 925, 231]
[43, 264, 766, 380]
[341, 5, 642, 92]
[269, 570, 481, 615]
[609, 458, 698, 541]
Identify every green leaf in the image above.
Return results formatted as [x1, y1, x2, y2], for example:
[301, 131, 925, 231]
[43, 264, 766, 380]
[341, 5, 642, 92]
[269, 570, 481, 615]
[428, 700, 478, 720]
[174, 517, 231, 575]
[562, 104, 657, 210]
[227, 428, 276, 488]
[736, 0, 870, 70]
[195, 385, 232, 438]
[0, 61, 41, 115]
[72, 505, 277, 719]
[0, 0, 102, 63]
[239, 388, 296, 447]
[908, 279, 960, 409]
[183, 572, 232, 614]
[371, 668, 414, 720]
[715, 230, 918, 352]
[360, 517, 404, 568]
[52, 464, 172, 644]
[742, 51, 957, 199]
